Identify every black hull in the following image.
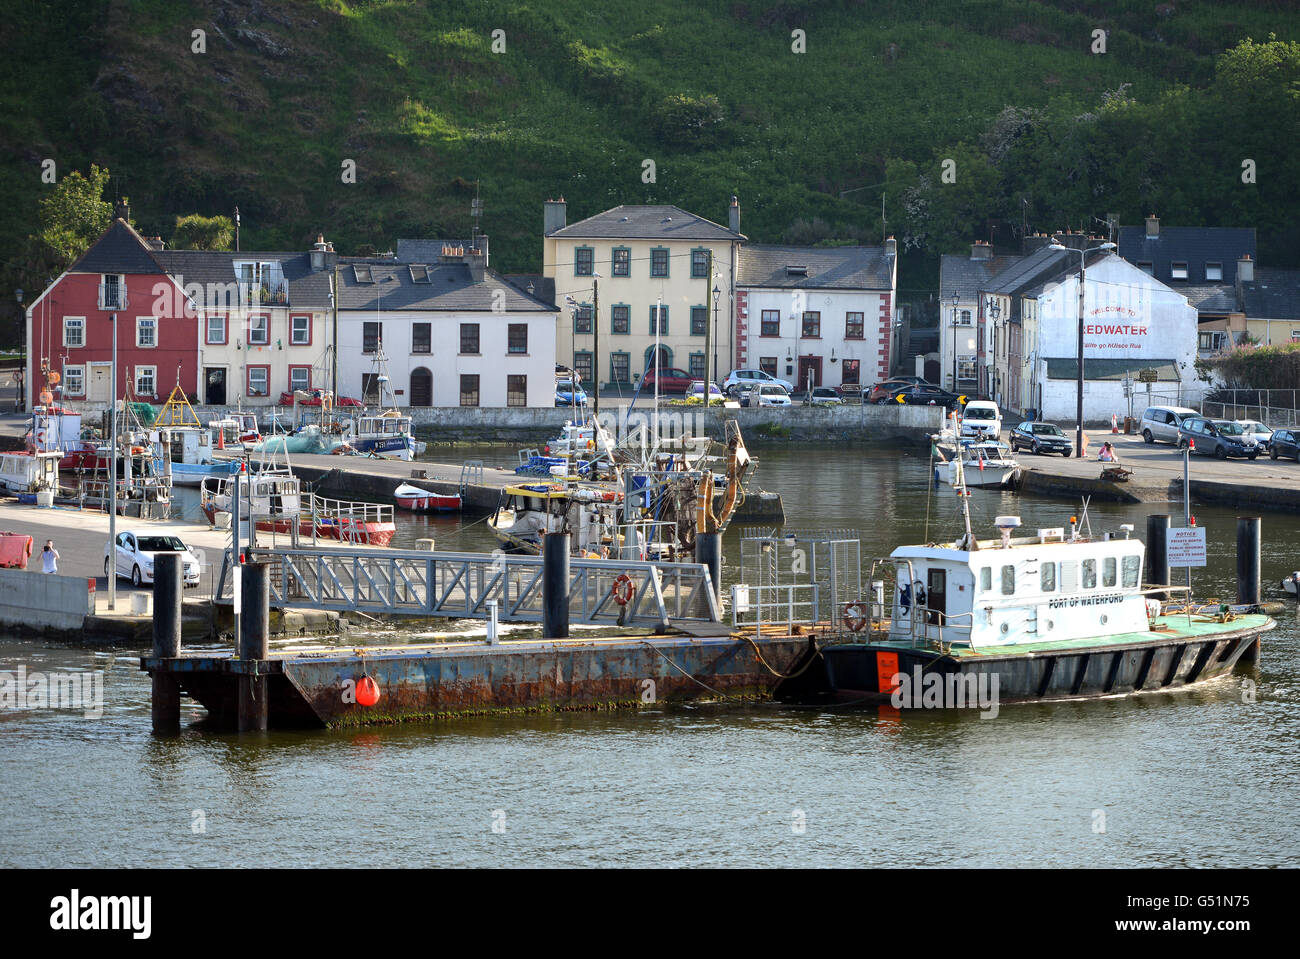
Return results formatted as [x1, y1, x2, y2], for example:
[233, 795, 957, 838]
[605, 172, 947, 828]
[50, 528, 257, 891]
[805, 624, 1271, 707]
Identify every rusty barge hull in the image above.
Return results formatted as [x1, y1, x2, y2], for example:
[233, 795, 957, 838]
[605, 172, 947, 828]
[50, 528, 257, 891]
[142, 633, 817, 730]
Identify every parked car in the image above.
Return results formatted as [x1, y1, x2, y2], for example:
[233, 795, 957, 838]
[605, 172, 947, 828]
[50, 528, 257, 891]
[640, 366, 694, 395]
[1269, 428, 1300, 461]
[808, 386, 842, 406]
[878, 383, 963, 410]
[1140, 405, 1200, 444]
[687, 380, 724, 402]
[742, 384, 792, 408]
[1235, 420, 1273, 449]
[1176, 417, 1260, 459]
[1009, 421, 1074, 456]
[724, 368, 794, 396]
[554, 379, 587, 406]
[104, 531, 201, 588]
[868, 378, 922, 403]
[959, 400, 1002, 439]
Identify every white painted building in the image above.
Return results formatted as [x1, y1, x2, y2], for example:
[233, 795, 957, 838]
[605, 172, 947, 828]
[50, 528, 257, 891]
[736, 241, 897, 391]
[336, 252, 558, 408]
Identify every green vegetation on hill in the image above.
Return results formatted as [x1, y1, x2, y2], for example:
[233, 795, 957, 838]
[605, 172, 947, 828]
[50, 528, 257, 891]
[2, 0, 1299, 345]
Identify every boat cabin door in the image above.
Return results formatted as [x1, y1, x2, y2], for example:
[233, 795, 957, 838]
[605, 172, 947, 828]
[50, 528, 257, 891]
[926, 568, 947, 626]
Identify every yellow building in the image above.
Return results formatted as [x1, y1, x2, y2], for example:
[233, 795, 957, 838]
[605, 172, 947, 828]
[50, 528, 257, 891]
[543, 198, 745, 391]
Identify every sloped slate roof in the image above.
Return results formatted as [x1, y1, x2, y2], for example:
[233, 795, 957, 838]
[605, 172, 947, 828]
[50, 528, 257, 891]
[70, 218, 165, 274]
[1117, 225, 1255, 285]
[1179, 283, 1238, 314]
[549, 205, 744, 241]
[152, 250, 334, 308]
[504, 274, 556, 306]
[1241, 267, 1300, 321]
[335, 259, 556, 313]
[738, 244, 894, 289]
[983, 247, 1075, 296]
[940, 252, 1024, 300]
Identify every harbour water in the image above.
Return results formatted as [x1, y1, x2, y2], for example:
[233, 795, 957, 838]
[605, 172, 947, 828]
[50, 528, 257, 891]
[2, 444, 1298, 867]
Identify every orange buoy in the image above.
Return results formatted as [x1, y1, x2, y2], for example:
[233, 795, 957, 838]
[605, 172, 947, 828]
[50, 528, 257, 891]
[48, 372, 60, 385]
[39, 390, 53, 406]
[356, 675, 380, 707]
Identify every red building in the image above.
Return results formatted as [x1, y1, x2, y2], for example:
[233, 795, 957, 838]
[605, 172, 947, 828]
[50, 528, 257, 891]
[24, 211, 198, 408]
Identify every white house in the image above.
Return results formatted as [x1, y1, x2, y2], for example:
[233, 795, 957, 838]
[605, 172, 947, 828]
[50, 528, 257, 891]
[736, 241, 897, 391]
[336, 250, 558, 408]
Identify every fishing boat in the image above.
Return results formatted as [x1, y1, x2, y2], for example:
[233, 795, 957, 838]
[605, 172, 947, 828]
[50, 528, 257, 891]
[152, 427, 239, 486]
[208, 411, 261, 450]
[351, 410, 423, 460]
[199, 464, 396, 546]
[0, 450, 62, 496]
[943, 439, 1021, 491]
[393, 483, 462, 513]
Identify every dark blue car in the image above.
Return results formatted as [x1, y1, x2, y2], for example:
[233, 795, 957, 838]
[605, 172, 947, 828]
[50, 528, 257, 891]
[555, 379, 587, 406]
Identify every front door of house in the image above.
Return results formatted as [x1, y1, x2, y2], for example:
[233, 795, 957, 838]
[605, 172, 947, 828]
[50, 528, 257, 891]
[87, 363, 112, 403]
[205, 368, 226, 406]
[797, 356, 822, 392]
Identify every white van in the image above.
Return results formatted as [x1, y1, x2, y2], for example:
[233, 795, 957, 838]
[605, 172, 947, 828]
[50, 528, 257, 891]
[960, 401, 1002, 439]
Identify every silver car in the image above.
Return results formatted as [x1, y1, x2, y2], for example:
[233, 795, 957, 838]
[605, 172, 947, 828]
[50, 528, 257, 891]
[1140, 405, 1199, 444]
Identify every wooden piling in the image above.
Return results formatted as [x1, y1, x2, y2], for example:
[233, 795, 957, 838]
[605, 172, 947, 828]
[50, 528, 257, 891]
[542, 532, 570, 639]
[237, 561, 270, 732]
[1236, 516, 1261, 606]
[151, 553, 183, 734]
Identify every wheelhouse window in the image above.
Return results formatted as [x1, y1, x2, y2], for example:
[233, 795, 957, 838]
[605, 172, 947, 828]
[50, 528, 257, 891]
[650, 248, 669, 278]
[980, 567, 992, 592]
[610, 305, 629, 334]
[363, 321, 381, 354]
[460, 323, 480, 354]
[1041, 563, 1056, 592]
[845, 312, 865, 339]
[412, 322, 431, 354]
[1082, 559, 1097, 589]
[459, 374, 480, 407]
[508, 324, 528, 354]
[1122, 555, 1140, 588]
[1001, 565, 1015, 595]
[1103, 557, 1117, 588]
[507, 374, 527, 407]
[761, 310, 780, 337]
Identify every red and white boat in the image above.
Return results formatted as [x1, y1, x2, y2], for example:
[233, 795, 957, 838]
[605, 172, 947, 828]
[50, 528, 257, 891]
[394, 482, 462, 513]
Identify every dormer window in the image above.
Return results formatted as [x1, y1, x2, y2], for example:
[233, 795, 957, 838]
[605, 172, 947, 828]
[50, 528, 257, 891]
[1205, 262, 1223, 281]
[1171, 261, 1188, 281]
[409, 264, 430, 283]
[785, 265, 808, 277]
[353, 265, 373, 283]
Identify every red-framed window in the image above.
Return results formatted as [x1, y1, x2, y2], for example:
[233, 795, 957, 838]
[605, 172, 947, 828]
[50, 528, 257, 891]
[246, 365, 271, 397]
[206, 313, 228, 345]
[288, 365, 312, 393]
[247, 313, 270, 346]
[289, 314, 312, 346]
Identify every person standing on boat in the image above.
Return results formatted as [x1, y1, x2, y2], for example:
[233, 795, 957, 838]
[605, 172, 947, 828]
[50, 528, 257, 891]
[41, 540, 59, 574]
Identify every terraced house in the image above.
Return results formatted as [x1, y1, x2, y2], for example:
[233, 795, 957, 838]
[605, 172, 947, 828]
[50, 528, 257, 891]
[544, 198, 744, 391]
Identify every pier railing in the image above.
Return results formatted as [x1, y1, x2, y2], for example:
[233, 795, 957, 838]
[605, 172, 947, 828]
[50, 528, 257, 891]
[303, 494, 393, 543]
[216, 546, 721, 627]
[730, 583, 820, 634]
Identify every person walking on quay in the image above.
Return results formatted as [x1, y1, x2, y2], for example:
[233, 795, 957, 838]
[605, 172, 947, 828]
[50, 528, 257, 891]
[41, 540, 59, 574]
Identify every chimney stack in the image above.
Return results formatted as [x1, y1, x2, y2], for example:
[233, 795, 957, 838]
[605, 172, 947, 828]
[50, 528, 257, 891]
[884, 235, 896, 257]
[729, 195, 741, 234]
[114, 198, 130, 221]
[1145, 215, 1160, 238]
[1236, 254, 1254, 304]
[544, 198, 567, 235]
[311, 234, 331, 271]
[970, 240, 993, 260]
[146, 236, 165, 251]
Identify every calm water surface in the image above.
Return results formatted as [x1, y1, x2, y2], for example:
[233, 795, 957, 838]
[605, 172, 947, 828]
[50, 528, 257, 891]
[3, 444, 1298, 867]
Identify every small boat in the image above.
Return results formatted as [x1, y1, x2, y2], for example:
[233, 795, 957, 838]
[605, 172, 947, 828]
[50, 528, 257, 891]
[1283, 573, 1299, 597]
[0, 450, 62, 495]
[944, 439, 1020, 491]
[352, 411, 422, 460]
[393, 483, 462, 513]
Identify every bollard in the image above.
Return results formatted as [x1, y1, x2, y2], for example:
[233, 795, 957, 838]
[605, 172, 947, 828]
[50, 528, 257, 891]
[237, 561, 270, 732]
[486, 599, 499, 645]
[1236, 516, 1261, 607]
[695, 531, 722, 605]
[542, 532, 570, 639]
[1146, 513, 1170, 599]
[150, 553, 184, 734]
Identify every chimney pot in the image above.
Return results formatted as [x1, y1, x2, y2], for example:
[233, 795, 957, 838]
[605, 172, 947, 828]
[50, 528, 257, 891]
[1145, 215, 1160, 238]
[729, 196, 741, 234]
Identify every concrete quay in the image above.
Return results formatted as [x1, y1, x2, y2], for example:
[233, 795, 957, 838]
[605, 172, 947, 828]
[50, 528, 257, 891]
[1014, 432, 1300, 512]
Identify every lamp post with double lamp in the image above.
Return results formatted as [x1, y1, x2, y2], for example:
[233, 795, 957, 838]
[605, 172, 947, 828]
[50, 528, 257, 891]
[1048, 239, 1117, 457]
[949, 291, 959, 392]
[986, 297, 1001, 402]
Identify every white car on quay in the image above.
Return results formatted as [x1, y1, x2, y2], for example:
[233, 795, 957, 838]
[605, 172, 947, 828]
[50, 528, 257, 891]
[105, 531, 202, 588]
[724, 369, 793, 397]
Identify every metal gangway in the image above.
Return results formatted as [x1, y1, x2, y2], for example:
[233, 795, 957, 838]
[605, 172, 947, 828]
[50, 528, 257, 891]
[215, 545, 721, 627]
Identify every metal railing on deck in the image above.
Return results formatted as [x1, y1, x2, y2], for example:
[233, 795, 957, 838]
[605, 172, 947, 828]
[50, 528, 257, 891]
[731, 583, 820, 635]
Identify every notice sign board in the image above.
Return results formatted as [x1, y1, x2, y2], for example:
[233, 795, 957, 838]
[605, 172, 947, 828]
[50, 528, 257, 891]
[1167, 527, 1207, 568]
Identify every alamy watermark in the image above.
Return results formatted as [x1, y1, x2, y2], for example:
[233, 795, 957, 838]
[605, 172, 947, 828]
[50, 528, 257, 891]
[889, 666, 1000, 719]
[0, 665, 104, 719]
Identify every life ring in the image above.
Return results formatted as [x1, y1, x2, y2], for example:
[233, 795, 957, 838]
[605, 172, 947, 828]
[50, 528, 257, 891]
[611, 573, 635, 606]
[601, 491, 616, 502]
[842, 601, 870, 632]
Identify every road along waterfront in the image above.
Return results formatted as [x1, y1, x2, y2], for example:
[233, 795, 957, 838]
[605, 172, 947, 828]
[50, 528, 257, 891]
[1, 444, 1299, 866]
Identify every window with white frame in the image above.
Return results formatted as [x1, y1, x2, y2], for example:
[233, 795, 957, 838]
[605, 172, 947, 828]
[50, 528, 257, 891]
[64, 365, 84, 395]
[1171, 261, 1189, 280]
[63, 317, 84, 348]
[290, 314, 310, 344]
[136, 316, 156, 348]
[206, 314, 227, 344]
[247, 367, 269, 396]
[289, 367, 311, 392]
[248, 314, 269, 345]
[1205, 262, 1223, 281]
[135, 366, 156, 396]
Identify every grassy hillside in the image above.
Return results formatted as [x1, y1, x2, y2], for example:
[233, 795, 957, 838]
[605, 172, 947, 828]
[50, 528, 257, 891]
[2, 0, 1299, 341]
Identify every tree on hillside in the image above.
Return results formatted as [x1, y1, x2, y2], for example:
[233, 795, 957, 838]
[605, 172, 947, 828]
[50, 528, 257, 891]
[35, 165, 114, 269]
[171, 213, 235, 251]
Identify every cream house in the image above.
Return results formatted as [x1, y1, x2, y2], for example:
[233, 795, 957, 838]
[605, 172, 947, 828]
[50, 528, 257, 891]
[543, 199, 745, 392]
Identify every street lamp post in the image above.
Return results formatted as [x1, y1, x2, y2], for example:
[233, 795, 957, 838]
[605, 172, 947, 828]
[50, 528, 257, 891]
[986, 298, 1001, 403]
[14, 288, 23, 412]
[949, 292, 959, 392]
[592, 274, 600, 418]
[1048, 240, 1117, 457]
[711, 281, 721, 390]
